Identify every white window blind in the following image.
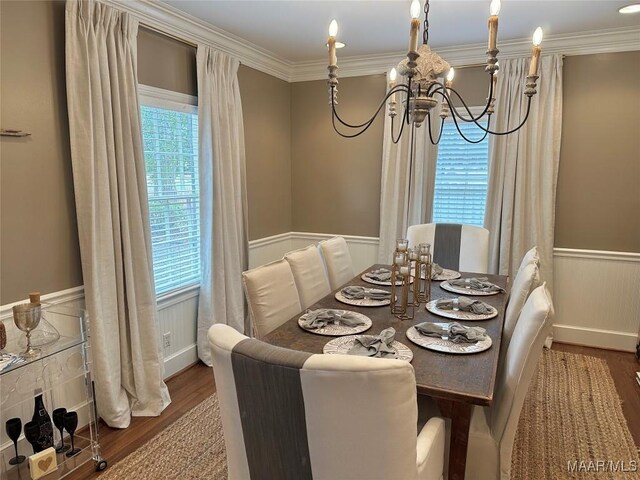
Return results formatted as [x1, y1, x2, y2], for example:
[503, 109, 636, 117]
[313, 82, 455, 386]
[432, 114, 489, 227]
[140, 90, 200, 295]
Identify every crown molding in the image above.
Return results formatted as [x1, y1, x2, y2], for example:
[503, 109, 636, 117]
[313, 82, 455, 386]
[102, 0, 294, 81]
[290, 26, 640, 82]
[100, 1, 639, 84]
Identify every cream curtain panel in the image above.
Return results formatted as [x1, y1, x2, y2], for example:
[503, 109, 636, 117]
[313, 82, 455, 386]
[378, 94, 441, 263]
[196, 46, 249, 366]
[484, 55, 563, 287]
[65, 0, 170, 428]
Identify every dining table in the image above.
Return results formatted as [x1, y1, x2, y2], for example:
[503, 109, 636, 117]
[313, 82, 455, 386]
[263, 264, 510, 480]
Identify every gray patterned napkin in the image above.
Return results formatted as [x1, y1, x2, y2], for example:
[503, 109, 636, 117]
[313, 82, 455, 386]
[436, 297, 492, 315]
[448, 277, 505, 293]
[415, 322, 488, 344]
[364, 268, 392, 282]
[300, 309, 366, 329]
[341, 286, 391, 301]
[347, 327, 397, 358]
[430, 263, 444, 278]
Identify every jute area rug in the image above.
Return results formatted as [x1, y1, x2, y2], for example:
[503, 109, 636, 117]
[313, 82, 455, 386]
[99, 350, 639, 480]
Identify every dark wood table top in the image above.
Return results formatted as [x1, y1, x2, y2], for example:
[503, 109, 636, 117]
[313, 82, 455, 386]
[263, 264, 510, 406]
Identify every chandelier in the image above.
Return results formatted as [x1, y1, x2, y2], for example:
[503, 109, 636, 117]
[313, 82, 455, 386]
[326, 0, 544, 144]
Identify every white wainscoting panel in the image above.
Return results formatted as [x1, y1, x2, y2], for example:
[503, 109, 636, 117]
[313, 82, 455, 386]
[248, 232, 293, 269]
[156, 286, 199, 378]
[552, 249, 640, 352]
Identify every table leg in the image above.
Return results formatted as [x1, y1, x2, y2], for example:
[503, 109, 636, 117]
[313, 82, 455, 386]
[436, 399, 472, 480]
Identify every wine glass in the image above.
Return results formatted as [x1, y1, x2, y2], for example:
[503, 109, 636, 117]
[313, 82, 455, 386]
[63, 411, 80, 457]
[12, 304, 41, 358]
[23, 421, 41, 454]
[52, 408, 70, 453]
[5, 418, 26, 464]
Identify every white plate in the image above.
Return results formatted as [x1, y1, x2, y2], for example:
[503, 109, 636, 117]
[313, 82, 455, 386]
[335, 289, 392, 307]
[440, 280, 503, 296]
[425, 300, 498, 321]
[361, 272, 413, 286]
[323, 335, 413, 362]
[431, 269, 461, 282]
[298, 310, 372, 336]
[405, 324, 492, 354]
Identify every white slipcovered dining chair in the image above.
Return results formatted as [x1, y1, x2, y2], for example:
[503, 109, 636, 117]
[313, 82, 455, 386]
[406, 223, 490, 273]
[242, 259, 302, 338]
[500, 247, 540, 363]
[285, 244, 331, 309]
[464, 284, 554, 479]
[209, 323, 446, 480]
[318, 236, 355, 290]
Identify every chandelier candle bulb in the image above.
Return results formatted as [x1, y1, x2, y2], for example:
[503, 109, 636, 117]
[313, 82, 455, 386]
[389, 68, 398, 102]
[529, 27, 544, 76]
[488, 0, 500, 50]
[327, 19, 338, 66]
[409, 0, 421, 52]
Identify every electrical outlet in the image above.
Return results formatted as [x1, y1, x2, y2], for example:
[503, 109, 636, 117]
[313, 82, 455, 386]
[163, 332, 171, 349]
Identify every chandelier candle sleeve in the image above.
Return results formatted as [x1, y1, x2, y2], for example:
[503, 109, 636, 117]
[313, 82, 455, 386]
[488, 0, 501, 50]
[529, 27, 543, 75]
[409, 0, 421, 52]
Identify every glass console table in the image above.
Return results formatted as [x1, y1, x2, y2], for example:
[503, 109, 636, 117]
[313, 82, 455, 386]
[0, 304, 107, 477]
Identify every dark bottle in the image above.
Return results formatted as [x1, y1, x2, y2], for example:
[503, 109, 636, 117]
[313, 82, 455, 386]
[31, 391, 54, 452]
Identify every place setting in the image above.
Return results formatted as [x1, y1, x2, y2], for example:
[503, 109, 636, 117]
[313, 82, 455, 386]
[406, 321, 492, 354]
[425, 296, 498, 321]
[298, 309, 372, 336]
[323, 327, 414, 362]
[361, 267, 413, 286]
[423, 263, 461, 282]
[335, 285, 392, 307]
[440, 277, 505, 296]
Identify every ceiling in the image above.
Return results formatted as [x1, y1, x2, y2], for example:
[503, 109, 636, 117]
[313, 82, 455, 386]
[161, 0, 640, 63]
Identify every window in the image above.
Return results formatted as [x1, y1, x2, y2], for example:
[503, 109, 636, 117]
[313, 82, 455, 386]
[139, 87, 200, 295]
[432, 110, 489, 227]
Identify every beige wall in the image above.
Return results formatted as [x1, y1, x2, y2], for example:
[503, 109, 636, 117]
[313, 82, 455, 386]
[555, 52, 640, 252]
[290, 66, 486, 237]
[1, 1, 82, 304]
[238, 66, 292, 240]
[291, 74, 386, 237]
[138, 28, 197, 97]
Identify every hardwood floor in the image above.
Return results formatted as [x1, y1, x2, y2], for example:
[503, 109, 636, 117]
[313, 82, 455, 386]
[69, 344, 639, 479]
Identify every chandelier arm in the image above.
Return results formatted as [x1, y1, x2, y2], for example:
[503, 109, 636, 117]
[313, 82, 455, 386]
[331, 110, 376, 138]
[433, 91, 491, 144]
[331, 84, 410, 129]
[430, 78, 494, 125]
[391, 108, 408, 144]
[426, 112, 445, 145]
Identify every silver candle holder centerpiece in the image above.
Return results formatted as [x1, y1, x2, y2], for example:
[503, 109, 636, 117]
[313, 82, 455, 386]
[391, 249, 414, 320]
[414, 243, 433, 304]
[12, 303, 41, 357]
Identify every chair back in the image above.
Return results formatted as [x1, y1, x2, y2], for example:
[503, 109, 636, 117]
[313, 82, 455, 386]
[500, 261, 540, 363]
[285, 244, 331, 309]
[209, 324, 420, 480]
[517, 246, 539, 274]
[490, 284, 554, 479]
[242, 259, 301, 338]
[318, 236, 355, 290]
[406, 223, 490, 273]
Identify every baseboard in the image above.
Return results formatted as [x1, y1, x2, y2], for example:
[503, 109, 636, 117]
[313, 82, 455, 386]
[552, 324, 638, 352]
[163, 343, 198, 378]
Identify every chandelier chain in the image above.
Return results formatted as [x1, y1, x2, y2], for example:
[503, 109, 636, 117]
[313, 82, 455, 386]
[422, 0, 430, 45]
